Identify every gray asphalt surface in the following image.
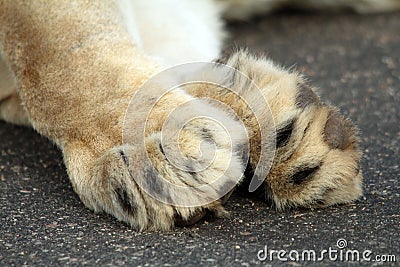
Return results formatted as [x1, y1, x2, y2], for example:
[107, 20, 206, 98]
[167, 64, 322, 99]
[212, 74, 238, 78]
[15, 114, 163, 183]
[1, 11, 399, 267]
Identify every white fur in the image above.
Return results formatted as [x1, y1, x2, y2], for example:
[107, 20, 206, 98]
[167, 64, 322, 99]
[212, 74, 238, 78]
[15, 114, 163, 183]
[117, 0, 225, 66]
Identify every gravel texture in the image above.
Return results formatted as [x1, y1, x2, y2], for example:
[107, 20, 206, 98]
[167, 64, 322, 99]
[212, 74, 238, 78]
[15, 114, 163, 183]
[1, 11, 399, 267]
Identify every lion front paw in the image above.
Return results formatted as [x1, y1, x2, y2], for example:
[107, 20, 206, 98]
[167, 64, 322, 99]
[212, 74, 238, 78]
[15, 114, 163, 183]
[92, 140, 239, 229]
[67, 102, 246, 230]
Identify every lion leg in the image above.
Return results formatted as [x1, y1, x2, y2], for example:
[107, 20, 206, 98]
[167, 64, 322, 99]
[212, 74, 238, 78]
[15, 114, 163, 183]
[0, 1, 246, 230]
[0, 55, 30, 126]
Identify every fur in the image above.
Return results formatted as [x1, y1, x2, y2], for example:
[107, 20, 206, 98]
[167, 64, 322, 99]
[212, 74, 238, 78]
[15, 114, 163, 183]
[0, 0, 375, 230]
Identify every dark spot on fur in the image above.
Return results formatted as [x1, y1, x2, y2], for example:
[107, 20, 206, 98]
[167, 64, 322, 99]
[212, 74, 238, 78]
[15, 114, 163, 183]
[201, 128, 213, 140]
[324, 110, 354, 150]
[296, 83, 320, 109]
[159, 143, 165, 156]
[143, 167, 164, 195]
[115, 187, 136, 216]
[142, 168, 174, 203]
[214, 56, 228, 65]
[355, 166, 360, 176]
[354, 160, 361, 176]
[303, 121, 311, 136]
[292, 166, 319, 185]
[119, 150, 129, 167]
[184, 162, 197, 175]
[276, 120, 295, 147]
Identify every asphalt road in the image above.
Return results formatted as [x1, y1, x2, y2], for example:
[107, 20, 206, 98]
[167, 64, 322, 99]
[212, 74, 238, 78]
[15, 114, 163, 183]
[1, 11, 399, 267]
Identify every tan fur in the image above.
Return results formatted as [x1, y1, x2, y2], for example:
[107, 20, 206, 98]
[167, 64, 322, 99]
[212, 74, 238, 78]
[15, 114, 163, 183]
[0, 1, 363, 230]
